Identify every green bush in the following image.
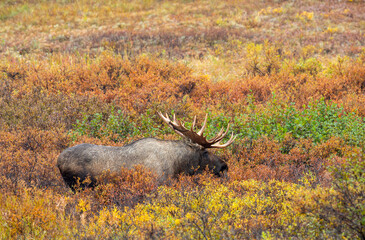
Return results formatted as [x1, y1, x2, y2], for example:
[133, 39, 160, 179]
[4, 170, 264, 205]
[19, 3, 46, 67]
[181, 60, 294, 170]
[233, 95, 365, 148]
[70, 108, 173, 142]
[70, 107, 135, 142]
[71, 97, 365, 150]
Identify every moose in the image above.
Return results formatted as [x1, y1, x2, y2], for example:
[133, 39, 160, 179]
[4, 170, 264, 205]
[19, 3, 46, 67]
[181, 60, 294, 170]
[57, 112, 235, 189]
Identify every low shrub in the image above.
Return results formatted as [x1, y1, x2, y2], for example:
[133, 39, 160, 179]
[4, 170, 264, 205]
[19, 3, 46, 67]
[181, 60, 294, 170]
[234, 96, 365, 148]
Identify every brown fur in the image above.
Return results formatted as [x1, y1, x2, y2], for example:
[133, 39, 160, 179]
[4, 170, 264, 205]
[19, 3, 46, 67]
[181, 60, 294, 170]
[57, 137, 228, 189]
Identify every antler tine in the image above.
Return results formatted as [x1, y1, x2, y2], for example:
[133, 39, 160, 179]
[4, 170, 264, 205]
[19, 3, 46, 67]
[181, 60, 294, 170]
[171, 113, 183, 129]
[173, 130, 185, 138]
[197, 114, 208, 136]
[158, 112, 186, 138]
[208, 124, 230, 144]
[208, 126, 225, 143]
[210, 132, 236, 148]
[158, 111, 170, 125]
[191, 116, 197, 130]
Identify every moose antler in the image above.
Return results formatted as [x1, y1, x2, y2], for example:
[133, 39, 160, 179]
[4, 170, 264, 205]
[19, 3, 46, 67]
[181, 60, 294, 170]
[158, 112, 236, 148]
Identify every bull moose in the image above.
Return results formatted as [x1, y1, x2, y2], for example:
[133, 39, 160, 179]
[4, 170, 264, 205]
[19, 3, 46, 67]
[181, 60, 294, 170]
[57, 112, 235, 189]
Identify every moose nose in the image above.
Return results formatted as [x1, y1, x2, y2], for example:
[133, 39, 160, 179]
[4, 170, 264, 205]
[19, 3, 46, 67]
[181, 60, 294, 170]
[213, 162, 229, 177]
[218, 163, 228, 178]
[220, 164, 228, 172]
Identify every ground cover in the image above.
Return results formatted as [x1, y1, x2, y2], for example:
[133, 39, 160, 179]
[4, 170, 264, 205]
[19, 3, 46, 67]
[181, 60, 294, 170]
[0, 0, 364, 239]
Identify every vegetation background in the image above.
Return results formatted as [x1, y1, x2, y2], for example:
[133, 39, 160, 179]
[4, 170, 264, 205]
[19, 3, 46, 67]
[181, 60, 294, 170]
[0, 0, 364, 239]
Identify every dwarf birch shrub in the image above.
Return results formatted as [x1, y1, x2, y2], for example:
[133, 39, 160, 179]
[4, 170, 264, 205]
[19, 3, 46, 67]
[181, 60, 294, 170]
[71, 107, 135, 142]
[233, 96, 365, 148]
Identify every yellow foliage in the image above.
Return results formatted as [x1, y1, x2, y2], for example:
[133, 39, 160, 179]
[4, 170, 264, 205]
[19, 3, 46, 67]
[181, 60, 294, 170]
[1, 0, 365, 239]
[76, 199, 91, 213]
[259, 7, 284, 15]
[325, 26, 339, 34]
[297, 11, 314, 22]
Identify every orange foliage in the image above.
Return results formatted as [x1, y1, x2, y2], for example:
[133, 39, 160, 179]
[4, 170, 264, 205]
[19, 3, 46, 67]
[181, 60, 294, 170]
[3, 51, 365, 117]
[0, 129, 68, 193]
[228, 136, 358, 186]
[1, 0, 364, 238]
[91, 166, 159, 208]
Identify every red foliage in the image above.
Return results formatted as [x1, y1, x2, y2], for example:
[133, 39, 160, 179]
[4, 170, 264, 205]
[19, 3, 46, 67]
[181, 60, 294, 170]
[91, 166, 159, 208]
[227, 136, 354, 186]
